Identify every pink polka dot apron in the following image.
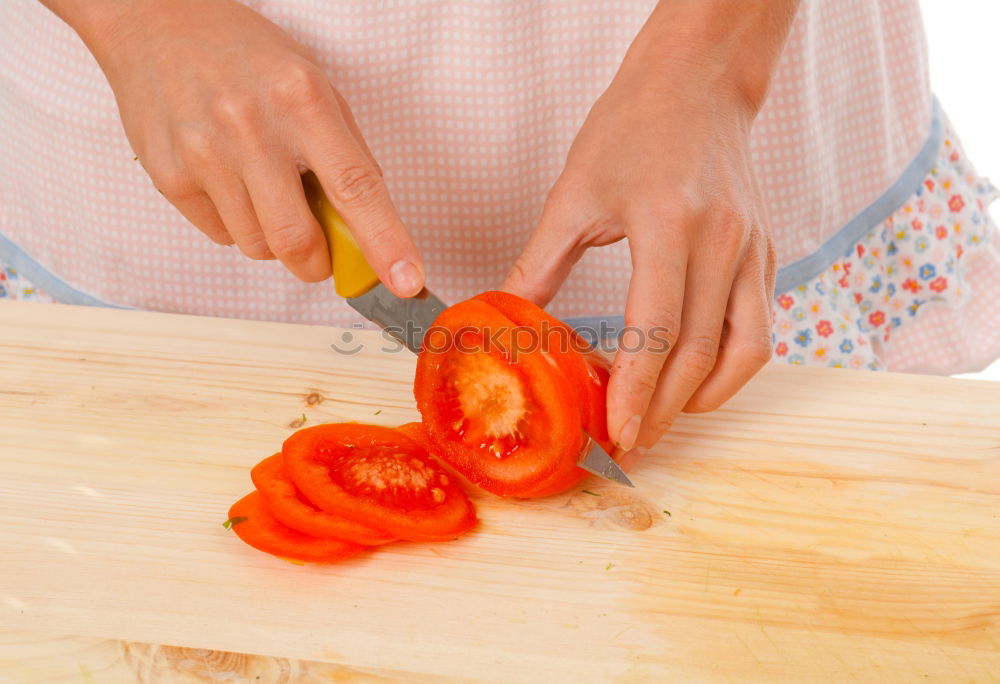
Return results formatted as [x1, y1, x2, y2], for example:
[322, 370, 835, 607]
[0, 0, 997, 374]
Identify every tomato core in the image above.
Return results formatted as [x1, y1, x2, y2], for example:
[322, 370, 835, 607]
[441, 345, 534, 459]
[318, 442, 451, 511]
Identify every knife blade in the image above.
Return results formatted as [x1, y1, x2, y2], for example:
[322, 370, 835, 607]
[306, 173, 634, 487]
[347, 282, 446, 354]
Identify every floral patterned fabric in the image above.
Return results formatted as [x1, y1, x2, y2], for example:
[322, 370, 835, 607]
[2, 118, 997, 375]
[0, 265, 53, 302]
[771, 117, 997, 371]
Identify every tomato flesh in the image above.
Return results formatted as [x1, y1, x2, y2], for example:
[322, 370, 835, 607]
[283, 423, 476, 542]
[227, 491, 367, 563]
[251, 454, 396, 546]
[415, 299, 583, 497]
[443, 341, 535, 460]
[473, 290, 615, 454]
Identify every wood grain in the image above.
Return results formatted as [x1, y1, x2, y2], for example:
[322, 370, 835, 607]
[1, 301, 998, 682]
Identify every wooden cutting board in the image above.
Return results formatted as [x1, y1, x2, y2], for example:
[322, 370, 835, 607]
[1, 301, 998, 682]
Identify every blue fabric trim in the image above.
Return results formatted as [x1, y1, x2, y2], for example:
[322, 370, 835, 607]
[0, 231, 125, 308]
[773, 98, 944, 293]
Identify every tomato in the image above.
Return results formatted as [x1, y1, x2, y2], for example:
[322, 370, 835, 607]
[251, 454, 396, 546]
[473, 291, 614, 453]
[414, 298, 584, 497]
[227, 491, 367, 563]
[282, 423, 476, 542]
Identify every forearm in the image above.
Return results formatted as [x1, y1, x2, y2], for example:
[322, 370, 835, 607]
[39, 0, 169, 66]
[38, 0, 127, 45]
[622, 0, 800, 116]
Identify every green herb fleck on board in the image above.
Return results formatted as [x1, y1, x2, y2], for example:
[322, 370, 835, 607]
[222, 516, 248, 530]
[581, 490, 600, 497]
[605, 563, 614, 571]
[663, 510, 671, 517]
[301, 413, 307, 424]
[374, 409, 382, 415]
[132, 155, 139, 161]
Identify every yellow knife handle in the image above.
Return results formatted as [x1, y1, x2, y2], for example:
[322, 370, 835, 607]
[302, 171, 380, 299]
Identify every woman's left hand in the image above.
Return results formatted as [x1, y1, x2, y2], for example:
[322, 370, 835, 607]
[502, 2, 796, 457]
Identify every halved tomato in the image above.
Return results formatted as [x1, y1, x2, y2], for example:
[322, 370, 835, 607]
[473, 291, 614, 453]
[283, 423, 476, 542]
[227, 491, 367, 563]
[414, 298, 584, 497]
[251, 454, 396, 546]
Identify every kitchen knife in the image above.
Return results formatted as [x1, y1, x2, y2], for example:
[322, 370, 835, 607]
[305, 174, 634, 488]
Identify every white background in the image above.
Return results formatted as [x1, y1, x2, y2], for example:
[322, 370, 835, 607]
[922, 1, 999, 381]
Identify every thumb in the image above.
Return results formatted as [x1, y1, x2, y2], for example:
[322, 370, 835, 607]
[502, 202, 587, 307]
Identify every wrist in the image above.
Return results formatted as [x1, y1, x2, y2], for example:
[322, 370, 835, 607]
[620, 0, 799, 118]
[39, 0, 160, 68]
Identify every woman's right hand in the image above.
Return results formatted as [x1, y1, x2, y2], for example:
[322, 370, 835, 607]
[53, 0, 423, 294]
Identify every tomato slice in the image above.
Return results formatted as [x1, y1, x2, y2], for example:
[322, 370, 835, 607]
[414, 298, 584, 497]
[251, 454, 396, 546]
[468, 292, 620, 498]
[227, 491, 367, 563]
[473, 290, 614, 453]
[283, 423, 476, 542]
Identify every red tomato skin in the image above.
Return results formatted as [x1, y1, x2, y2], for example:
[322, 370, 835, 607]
[227, 491, 367, 563]
[283, 423, 477, 542]
[415, 299, 583, 497]
[251, 454, 396, 546]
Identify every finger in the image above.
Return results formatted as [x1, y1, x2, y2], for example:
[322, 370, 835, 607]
[633, 238, 741, 448]
[299, 107, 422, 297]
[684, 231, 775, 412]
[146, 165, 233, 246]
[243, 155, 331, 282]
[203, 174, 275, 260]
[605, 229, 686, 452]
[501, 193, 590, 306]
[168, 191, 234, 246]
[334, 91, 380, 172]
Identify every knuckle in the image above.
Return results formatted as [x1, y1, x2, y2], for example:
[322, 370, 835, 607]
[706, 205, 749, 255]
[237, 233, 274, 260]
[328, 164, 384, 207]
[676, 335, 719, 384]
[639, 413, 675, 446]
[210, 92, 258, 134]
[625, 306, 680, 349]
[613, 355, 661, 397]
[359, 219, 395, 248]
[630, 372, 660, 397]
[647, 186, 703, 227]
[271, 61, 328, 107]
[646, 203, 695, 237]
[734, 326, 775, 368]
[176, 127, 216, 164]
[152, 167, 197, 200]
[652, 413, 676, 436]
[266, 222, 319, 260]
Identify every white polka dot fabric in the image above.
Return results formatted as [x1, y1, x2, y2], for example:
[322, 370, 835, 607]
[0, 0, 935, 329]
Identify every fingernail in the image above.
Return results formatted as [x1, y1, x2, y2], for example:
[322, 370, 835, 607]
[389, 260, 423, 297]
[617, 414, 642, 452]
